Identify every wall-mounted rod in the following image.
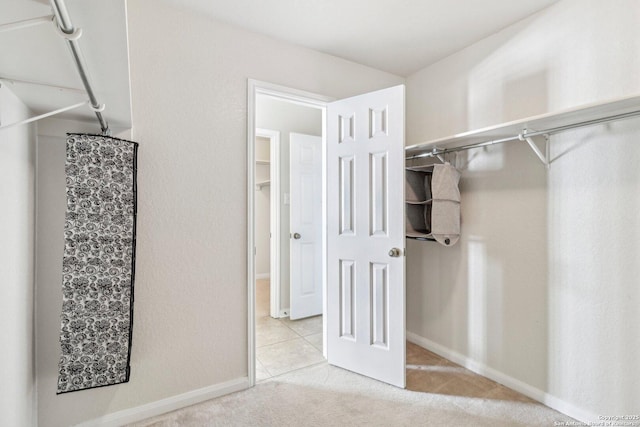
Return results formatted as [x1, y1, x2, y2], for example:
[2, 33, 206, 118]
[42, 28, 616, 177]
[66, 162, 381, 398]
[49, 0, 109, 134]
[0, 101, 89, 131]
[408, 135, 519, 160]
[0, 75, 86, 94]
[0, 15, 53, 33]
[407, 108, 640, 160]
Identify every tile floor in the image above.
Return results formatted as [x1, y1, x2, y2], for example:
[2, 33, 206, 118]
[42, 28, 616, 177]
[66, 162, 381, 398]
[405, 341, 537, 401]
[257, 279, 543, 404]
[255, 279, 324, 381]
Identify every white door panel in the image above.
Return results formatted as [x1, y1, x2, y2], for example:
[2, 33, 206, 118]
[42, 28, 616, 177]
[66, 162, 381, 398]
[327, 85, 406, 387]
[290, 133, 323, 320]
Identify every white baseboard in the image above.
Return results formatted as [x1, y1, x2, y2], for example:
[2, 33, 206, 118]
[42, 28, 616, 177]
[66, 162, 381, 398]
[278, 308, 290, 318]
[75, 377, 250, 427]
[406, 332, 597, 424]
[255, 273, 270, 280]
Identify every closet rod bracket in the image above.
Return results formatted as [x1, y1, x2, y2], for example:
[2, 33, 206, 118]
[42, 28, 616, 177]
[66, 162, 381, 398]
[50, 0, 110, 134]
[52, 18, 83, 40]
[519, 130, 550, 169]
[432, 147, 445, 163]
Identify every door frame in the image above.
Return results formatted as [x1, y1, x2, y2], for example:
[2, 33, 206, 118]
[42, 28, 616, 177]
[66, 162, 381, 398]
[247, 79, 333, 386]
[255, 128, 282, 318]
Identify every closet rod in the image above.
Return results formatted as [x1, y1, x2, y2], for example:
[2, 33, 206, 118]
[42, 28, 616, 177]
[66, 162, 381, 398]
[0, 101, 89, 131]
[0, 15, 53, 33]
[0, 76, 86, 94]
[49, 0, 110, 134]
[406, 108, 640, 160]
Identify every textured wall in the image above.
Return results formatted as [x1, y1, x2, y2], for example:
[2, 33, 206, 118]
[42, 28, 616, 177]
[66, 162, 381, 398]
[34, 0, 402, 425]
[405, 0, 640, 420]
[256, 96, 322, 312]
[0, 85, 36, 426]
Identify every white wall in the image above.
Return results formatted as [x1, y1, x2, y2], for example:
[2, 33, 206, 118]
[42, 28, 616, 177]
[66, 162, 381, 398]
[256, 96, 323, 312]
[33, 0, 403, 425]
[0, 85, 36, 426]
[405, 0, 640, 420]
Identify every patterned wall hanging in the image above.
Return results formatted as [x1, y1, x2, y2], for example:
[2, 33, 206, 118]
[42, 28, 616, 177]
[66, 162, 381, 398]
[57, 133, 138, 394]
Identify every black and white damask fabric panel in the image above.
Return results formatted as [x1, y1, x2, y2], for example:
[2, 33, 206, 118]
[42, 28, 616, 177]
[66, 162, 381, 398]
[57, 133, 138, 394]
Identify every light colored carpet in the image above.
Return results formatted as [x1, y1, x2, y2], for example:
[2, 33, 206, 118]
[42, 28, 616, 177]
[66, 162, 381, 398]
[128, 361, 575, 427]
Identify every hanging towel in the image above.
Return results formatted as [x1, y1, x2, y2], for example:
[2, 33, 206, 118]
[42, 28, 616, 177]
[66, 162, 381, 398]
[57, 133, 138, 394]
[430, 163, 461, 246]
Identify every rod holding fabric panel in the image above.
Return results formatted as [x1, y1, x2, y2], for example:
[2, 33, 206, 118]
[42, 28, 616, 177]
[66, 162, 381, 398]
[57, 133, 138, 393]
[49, 0, 110, 134]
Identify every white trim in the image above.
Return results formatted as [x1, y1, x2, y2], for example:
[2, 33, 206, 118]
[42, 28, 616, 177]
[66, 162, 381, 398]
[406, 332, 597, 424]
[321, 105, 328, 359]
[247, 82, 257, 388]
[33, 124, 40, 427]
[255, 273, 270, 280]
[247, 79, 332, 388]
[251, 80, 333, 107]
[74, 377, 249, 427]
[256, 128, 281, 318]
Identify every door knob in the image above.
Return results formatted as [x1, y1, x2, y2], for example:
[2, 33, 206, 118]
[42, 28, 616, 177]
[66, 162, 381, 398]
[388, 247, 402, 257]
[293, 233, 301, 240]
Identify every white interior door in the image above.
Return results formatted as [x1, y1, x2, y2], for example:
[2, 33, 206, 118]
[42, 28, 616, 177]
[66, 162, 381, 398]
[327, 85, 406, 387]
[290, 133, 323, 320]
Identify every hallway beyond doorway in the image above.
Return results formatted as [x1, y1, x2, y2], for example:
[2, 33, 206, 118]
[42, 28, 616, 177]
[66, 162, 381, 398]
[255, 280, 323, 380]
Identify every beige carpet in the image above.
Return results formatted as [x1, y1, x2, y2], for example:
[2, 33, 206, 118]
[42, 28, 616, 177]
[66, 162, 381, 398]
[129, 360, 575, 427]
[130, 279, 576, 426]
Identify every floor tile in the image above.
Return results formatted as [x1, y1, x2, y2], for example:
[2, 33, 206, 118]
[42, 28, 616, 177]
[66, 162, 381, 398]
[304, 332, 323, 351]
[434, 370, 497, 398]
[281, 315, 322, 336]
[255, 357, 271, 381]
[407, 365, 460, 393]
[257, 338, 325, 377]
[256, 316, 299, 348]
[407, 341, 454, 366]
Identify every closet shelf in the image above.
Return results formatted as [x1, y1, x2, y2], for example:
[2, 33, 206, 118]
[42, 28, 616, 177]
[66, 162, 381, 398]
[255, 180, 270, 190]
[256, 160, 270, 165]
[405, 93, 640, 160]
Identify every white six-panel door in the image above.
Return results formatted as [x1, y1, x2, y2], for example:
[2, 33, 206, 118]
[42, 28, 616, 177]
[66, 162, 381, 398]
[327, 85, 406, 387]
[290, 133, 323, 320]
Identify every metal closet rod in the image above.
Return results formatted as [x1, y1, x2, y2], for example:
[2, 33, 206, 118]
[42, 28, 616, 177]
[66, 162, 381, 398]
[0, 15, 54, 33]
[406, 108, 640, 160]
[49, 0, 110, 134]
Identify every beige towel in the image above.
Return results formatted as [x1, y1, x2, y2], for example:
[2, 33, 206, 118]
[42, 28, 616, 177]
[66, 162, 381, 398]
[430, 163, 461, 246]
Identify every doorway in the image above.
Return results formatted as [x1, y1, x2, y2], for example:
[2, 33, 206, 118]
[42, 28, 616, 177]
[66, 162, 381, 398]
[247, 80, 332, 384]
[249, 82, 408, 389]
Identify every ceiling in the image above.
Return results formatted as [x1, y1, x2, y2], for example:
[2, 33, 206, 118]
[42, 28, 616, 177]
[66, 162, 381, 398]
[1, 0, 557, 130]
[166, 0, 558, 76]
[1, 0, 131, 131]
